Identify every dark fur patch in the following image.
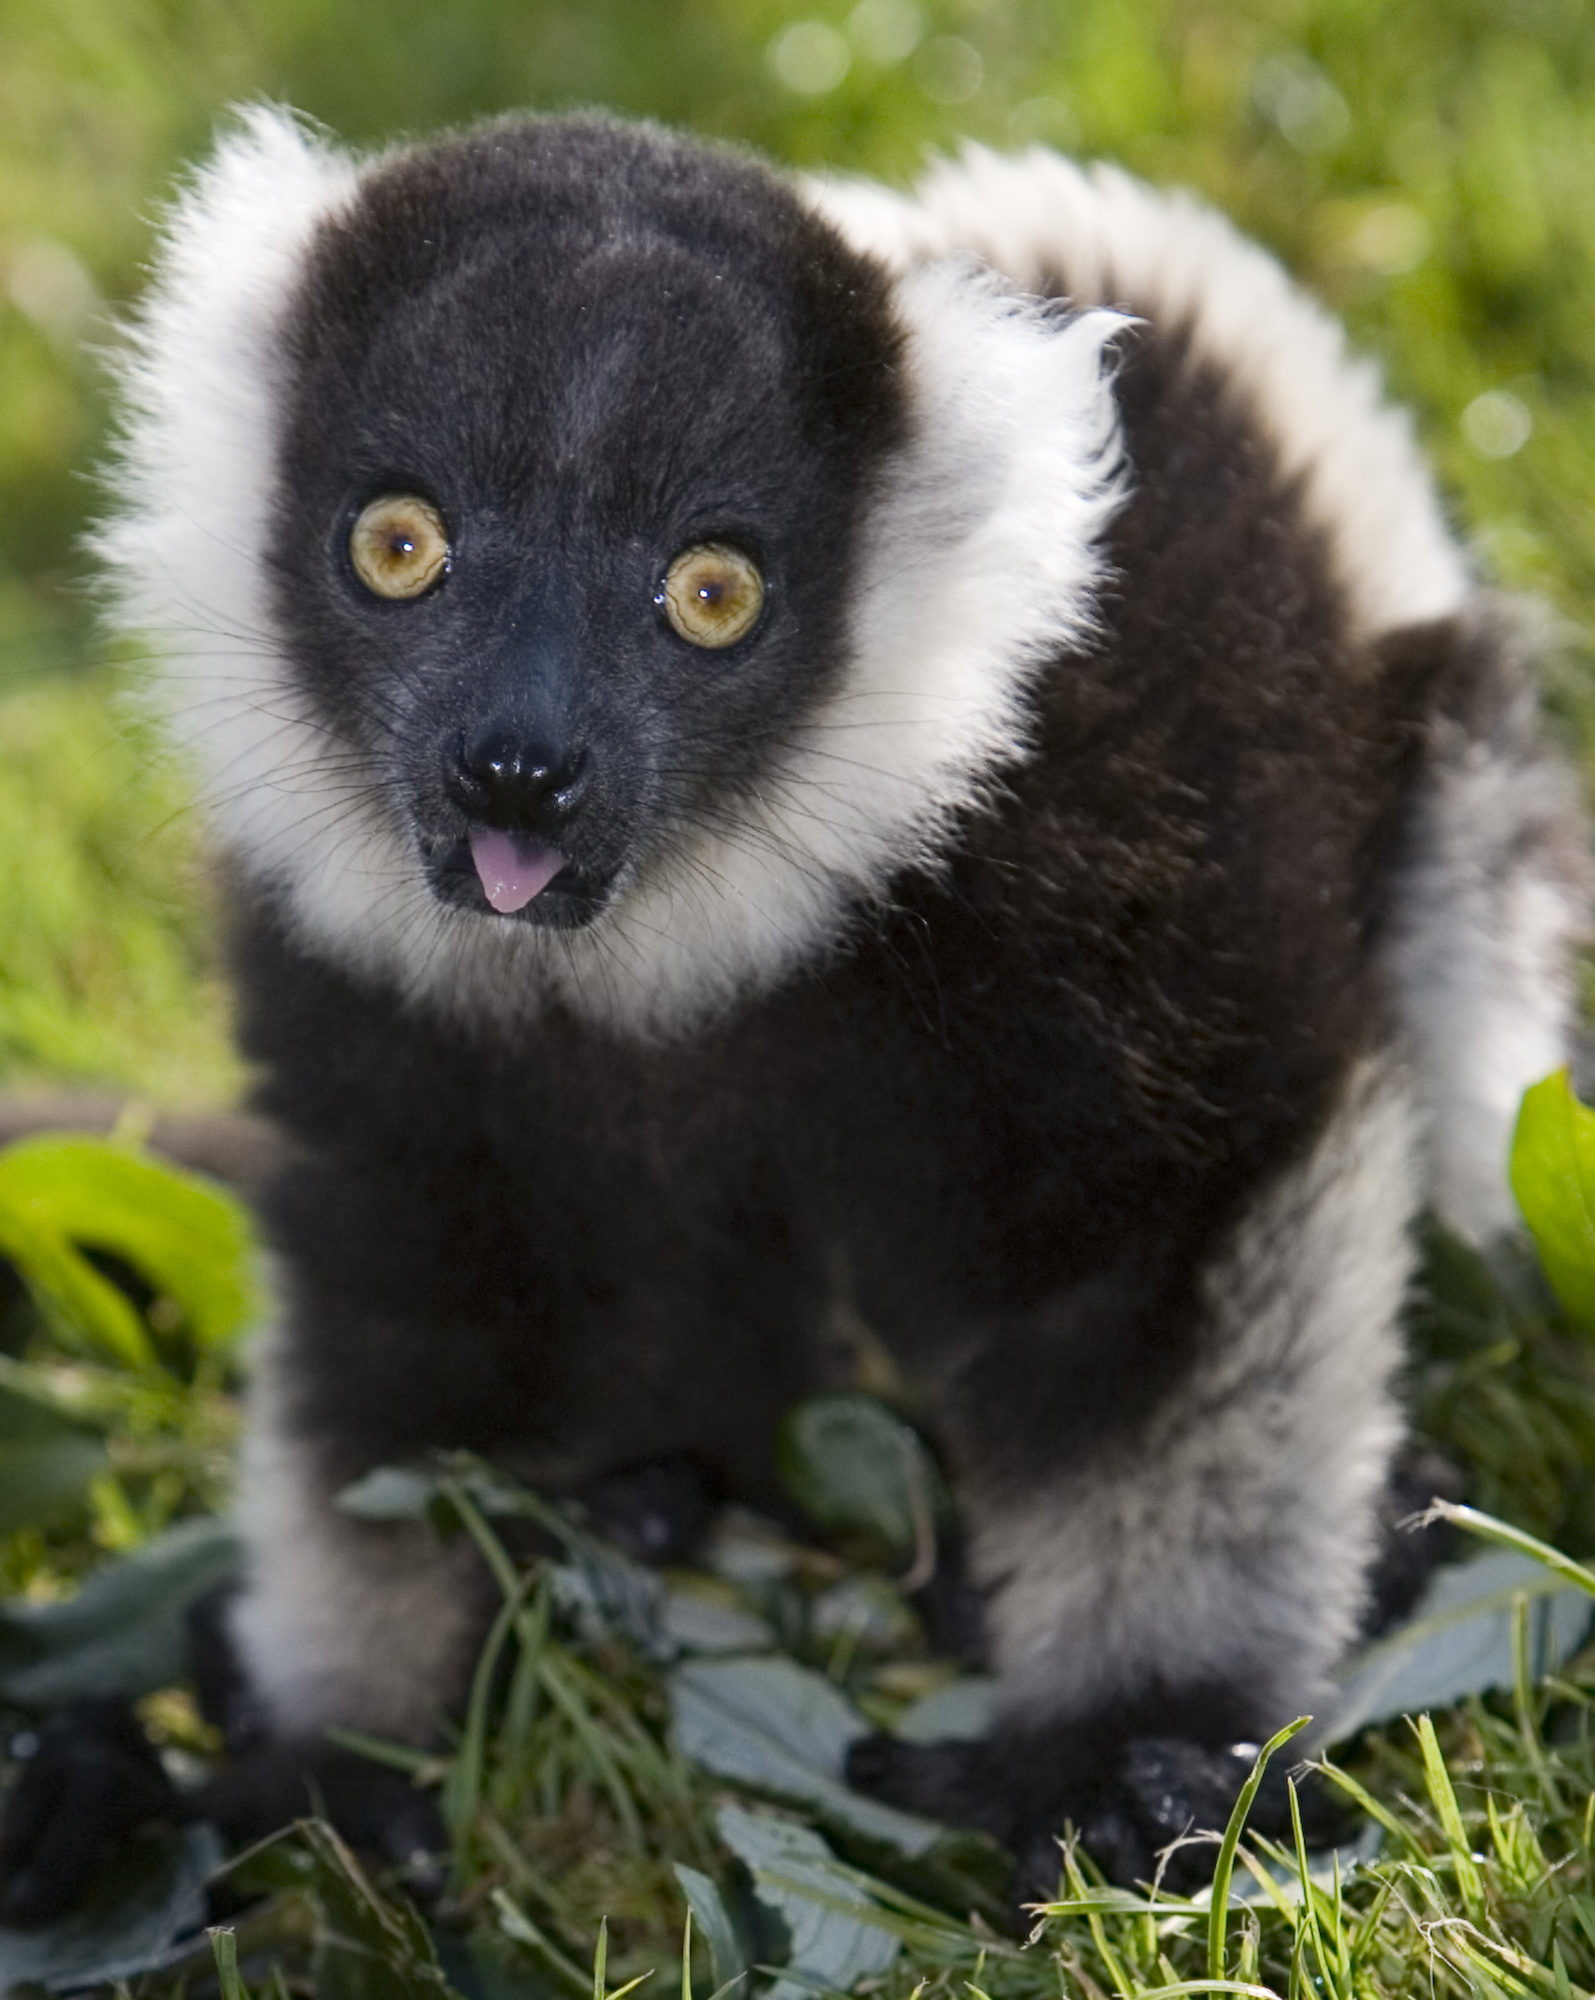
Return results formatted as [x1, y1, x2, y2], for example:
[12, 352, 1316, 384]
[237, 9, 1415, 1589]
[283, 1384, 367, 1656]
[239, 262, 1438, 1509]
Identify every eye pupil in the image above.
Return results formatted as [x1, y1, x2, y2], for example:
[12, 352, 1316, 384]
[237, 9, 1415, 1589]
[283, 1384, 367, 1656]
[662, 543, 764, 648]
[350, 495, 450, 600]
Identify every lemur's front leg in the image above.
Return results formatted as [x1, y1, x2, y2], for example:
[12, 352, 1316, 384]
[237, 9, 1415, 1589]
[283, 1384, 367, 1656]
[851, 1067, 1418, 1888]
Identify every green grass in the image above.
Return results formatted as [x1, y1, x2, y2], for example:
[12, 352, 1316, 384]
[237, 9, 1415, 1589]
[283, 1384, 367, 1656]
[173, 1441, 1595, 2000]
[2, 1214, 1595, 2000]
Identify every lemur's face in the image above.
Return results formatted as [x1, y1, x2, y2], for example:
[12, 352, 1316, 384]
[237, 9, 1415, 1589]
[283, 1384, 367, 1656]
[264, 123, 906, 932]
[108, 111, 1121, 1028]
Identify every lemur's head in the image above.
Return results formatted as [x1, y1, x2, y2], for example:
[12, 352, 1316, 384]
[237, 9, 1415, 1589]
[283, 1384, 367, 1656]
[105, 111, 1122, 1031]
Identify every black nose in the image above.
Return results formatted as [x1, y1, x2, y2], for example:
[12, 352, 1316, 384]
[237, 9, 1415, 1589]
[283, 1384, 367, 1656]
[444, 727, 592, 834]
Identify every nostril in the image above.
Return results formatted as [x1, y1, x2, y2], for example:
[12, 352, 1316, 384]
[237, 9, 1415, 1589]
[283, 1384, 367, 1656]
[474, 728, 523, 787]
[445, 729, 591, 832]
[548, 745, 592, 811]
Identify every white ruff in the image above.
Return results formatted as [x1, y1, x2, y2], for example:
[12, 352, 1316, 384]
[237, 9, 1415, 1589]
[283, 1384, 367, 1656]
[102, 110, 1127, 1037]
[811, 147, 1472, 638]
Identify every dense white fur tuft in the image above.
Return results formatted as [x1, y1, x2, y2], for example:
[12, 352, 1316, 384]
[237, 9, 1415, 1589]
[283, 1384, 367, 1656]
[811, 148, 1471, 638]
[1384, 626, 1593, 1241]
[972, 1065, 1416, 1734]
[231, 1326, 479, 1739]
[96, 109, 411, 972]
[103, 123, 1126, 1033]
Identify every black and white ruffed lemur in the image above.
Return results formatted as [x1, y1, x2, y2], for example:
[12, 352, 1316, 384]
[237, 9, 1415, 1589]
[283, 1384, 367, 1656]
[0, 109, 1588, 1915]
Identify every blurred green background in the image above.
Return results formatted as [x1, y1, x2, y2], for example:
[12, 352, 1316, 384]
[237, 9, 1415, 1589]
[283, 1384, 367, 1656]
[1, 0, 1592, 1103]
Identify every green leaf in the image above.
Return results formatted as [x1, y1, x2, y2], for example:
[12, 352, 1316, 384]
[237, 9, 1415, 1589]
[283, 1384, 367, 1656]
[0, 1514, 240, 1708]
[0, 1135, 259, 1365]
[0, 1380, 104, 1537]
[1510, 1069, 1595, 1328]
[715, 1806, 901, 2000]
[336, 1465, 444, 1522]
[776, 1394, 949, 1561]
[670, 1655, 940, 1856]
[673, 1866, 748, 1995]
[894, 1678, 996, 1744]
[1330, 1547, 1593, 1742]
[0, 1825, 221, 1993]
[0, 1195, 152, 1367]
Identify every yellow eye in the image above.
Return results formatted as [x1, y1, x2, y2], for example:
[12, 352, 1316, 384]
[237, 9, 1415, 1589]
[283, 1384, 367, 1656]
[660, 543, 765, 648]
[349, 494, 450, 600]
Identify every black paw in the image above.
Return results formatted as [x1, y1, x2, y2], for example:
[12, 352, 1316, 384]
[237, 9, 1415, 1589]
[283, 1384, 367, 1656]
[850, 1726, 1351, 1899]
[197, 1741, 448, 1897]
[0, 1698, 181, 1924]
[1051, 1737, 1350, 1895]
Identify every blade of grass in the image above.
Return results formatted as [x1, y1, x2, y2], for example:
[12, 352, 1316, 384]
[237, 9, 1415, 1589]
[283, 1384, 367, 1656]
[539, 1649, 644, 1848]
[1415, 1714, 1486, 1925]
[1062, 1840, 1136, 1999]
[1512, 1590, 1565, 1815]
[209, 1927, 248, 2000]
[1312, 1756, 1416, 1852]
[1287, 1779, 1346, 2000]
[1418, 1501, 1595, 1599]
[444, 1565, 536, 1847]
[1207, 1714, 1310, 1982]
[493, 1887, 593, 1998]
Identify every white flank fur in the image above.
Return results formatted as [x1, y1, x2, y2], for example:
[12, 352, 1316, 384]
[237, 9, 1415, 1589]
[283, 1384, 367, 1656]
[811, 148, 1471, 638]
[101, 109, 1126, 1037]
[1385, 642, 1592, 1241]
[971, 1065, 1416, 1736]
[231, 1326, 480, 1739]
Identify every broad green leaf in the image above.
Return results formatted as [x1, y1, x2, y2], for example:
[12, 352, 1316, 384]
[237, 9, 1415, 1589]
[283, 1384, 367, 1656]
[671, 1655, 940, 1856]
[661, 1584, 772, 1656]
[0, 1194, 152, 1367]
[0, 1135, 260, 1365]
[1510, 1069, 1595, 1328]
[673, 1865, 748, 1995]
[337, 1465, 443, 1522]
[1329, 1548, 1592, 1743]
[776, 1394, 949, 1561]
[0, 1514, 240, 1707]
[715, 1805, 901, 2000]
[0, 1134, 260, 1346]
[894, 1677, 997, 1745]
[0, 1825, 221, 1992]
[0, 1379, 105, 1536]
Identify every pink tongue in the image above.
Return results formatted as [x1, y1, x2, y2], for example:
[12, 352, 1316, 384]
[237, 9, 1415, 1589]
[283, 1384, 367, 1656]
[468, 827, 566, 913]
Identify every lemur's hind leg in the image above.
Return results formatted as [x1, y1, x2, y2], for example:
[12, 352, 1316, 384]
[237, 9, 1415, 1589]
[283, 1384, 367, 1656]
[850, 1065, 1417, 1889]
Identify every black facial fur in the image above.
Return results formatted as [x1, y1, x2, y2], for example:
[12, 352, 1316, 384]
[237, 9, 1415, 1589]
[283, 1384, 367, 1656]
[266, 117, 906, 926]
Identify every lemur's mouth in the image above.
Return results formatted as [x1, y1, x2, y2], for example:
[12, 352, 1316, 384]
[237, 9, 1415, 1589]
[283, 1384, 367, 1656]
[467, 827, 564, 913]
[427, 832, 609, 928]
